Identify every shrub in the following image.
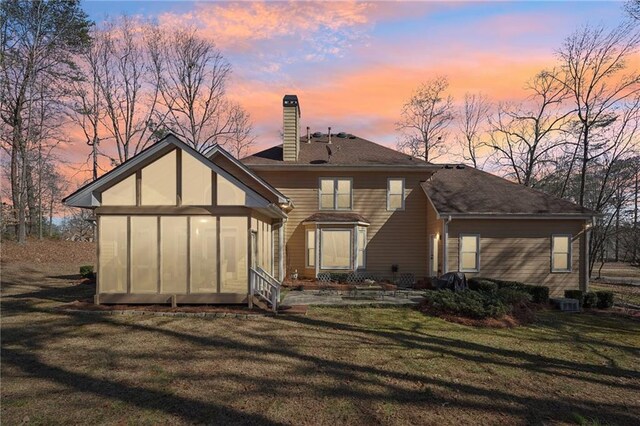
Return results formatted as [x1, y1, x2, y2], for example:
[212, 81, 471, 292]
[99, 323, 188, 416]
[422, 289, 508, 319]
[497, 288, 532, 307]
[595, 291, 615, 309]
[582, 292, 598, 309]
[565, 290, 584, 306]
[468, 278, 499, 294]
[527, 285, 550, 304]
[329, 273, 349, 283]
[79, 265, 94, 279]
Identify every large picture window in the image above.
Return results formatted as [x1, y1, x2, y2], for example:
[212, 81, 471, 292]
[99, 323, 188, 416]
[551, 235, 572, 272]
[319, 178, 352, 210]
[320, 229, 352, 269]
[387, 178, 405, 211]
[459, 234, 480, 272]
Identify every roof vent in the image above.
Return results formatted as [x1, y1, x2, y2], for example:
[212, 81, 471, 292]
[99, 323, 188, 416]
[337, 132, 347, 138]
[348, 135, 356, 139]
[444, 165, 454, 169]
[456, 165, 465, 169]
[327, 127, 332, 144]
[312, 131, 323, 138]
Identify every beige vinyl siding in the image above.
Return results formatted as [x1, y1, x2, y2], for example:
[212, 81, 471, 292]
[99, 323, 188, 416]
[447, 219, 585, 296]
[256, 170, 433, 280]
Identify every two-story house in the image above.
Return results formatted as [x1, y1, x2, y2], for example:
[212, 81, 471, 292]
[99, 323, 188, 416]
[64, 94, 596, 308]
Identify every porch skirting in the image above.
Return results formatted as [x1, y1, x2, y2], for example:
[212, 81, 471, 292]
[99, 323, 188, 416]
[95, 293, 249, 305]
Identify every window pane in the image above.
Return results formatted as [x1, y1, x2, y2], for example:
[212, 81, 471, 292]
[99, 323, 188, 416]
[99, 216, 128, 293]
[190, 216, 217, 293]
[220, 216, 248, 293]
[461, 252, 477, 270]
[307, 230, 315, 267]
[389, 179, 403, 194]
[337, 193, 351, 209]
[461, 236, 478, 253]
[161, 217, 187, 293]
[320, 179, 334, 194]
[337, 179, 351, 194]
[321, 230, 351, 269]
[308, 249, 315, 267]
[141, 150, 176, 205]
[553, 253, 568, 271]
[554, 236, 569, 253]
[388, 194, 403, 210]
[217, 174, 246, 205]
[130, 216, 158, 293]
[320, 194, 334, 209]
[102, 175, 136, 206]
[182, 153, 212, 205]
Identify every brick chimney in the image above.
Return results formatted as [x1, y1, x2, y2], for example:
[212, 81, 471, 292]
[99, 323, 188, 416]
[282, 94, 300, 162]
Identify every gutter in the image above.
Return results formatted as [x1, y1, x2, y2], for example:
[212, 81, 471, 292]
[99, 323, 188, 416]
[442, 215, 451, 274]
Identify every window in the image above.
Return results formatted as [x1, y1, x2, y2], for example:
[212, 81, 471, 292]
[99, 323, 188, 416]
[161, 217, 187, 293]
[190, 216, 217, 293]
[220, 216, 248, 293]
[319, 178, 352, 210]
[99, 216, 128, 293]
[218, 174, 246, 205]
[182, 153, 212, 205]
[306, 229, 315, 268]
[356, 227, 366, 269]
[130, 216, 159, 293]
[320, 229, 352, 269]
[102, 175, 136, 206]
[459, 234, 480, 272]
[141, 150, 176, 205]
[387, 178, 405, 211]
[552, 235, 571, 272]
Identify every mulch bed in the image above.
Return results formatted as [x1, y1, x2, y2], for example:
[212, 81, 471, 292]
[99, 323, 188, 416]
[417, 302, 539, 328]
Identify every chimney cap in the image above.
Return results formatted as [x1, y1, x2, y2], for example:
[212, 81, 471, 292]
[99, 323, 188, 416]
[283, 94, 300, 116]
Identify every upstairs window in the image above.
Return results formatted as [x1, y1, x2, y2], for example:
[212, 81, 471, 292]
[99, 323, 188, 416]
[319, 178, 352, 210]
[459, 234, 480, 272]
[551, 235, 572, 272]
[387, 178, 405, 211]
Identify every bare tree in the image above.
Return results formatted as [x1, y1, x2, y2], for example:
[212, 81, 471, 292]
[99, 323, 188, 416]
[224, 103, 257, 158]
[94, 16, 163, 164]
[554, 22, 640, 206]
[626, 0, 640, 20]
[0, 0, 91, 242]
[151, 28, 253, 153]
[396, 76, 454, 162]
[488, 71, 572, 187]
[457, 92, 491, 168]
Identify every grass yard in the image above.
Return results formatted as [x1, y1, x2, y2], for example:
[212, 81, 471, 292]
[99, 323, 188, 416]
[2, 245, 640, 425]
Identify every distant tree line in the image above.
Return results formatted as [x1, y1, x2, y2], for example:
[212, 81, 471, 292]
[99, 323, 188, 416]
[1, 0, 256, 244]
[397, 12, 640, 271]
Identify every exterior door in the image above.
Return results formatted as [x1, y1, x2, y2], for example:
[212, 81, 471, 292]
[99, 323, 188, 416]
[429, 234, 439, 277]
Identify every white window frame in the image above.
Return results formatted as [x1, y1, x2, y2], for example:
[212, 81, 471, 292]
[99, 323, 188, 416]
[306, 228, 316, 268]
[459, 233, 480, 273]
[551, 234, 572, 273]
[356, 227, 367, 270]
[319, 228, 353, 270]
[387, 178, 405, 211]
[318, 177, 353, 211]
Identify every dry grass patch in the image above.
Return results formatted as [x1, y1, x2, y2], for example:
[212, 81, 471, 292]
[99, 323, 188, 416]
[2, 248, 640, 425]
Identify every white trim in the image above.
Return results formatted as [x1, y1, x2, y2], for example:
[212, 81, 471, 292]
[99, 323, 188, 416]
[459, 233, 480, 273]
[356, 226, 367, 270]
[386, 177, 405, 211]
[302, 221, 369, 226]
[318, 177, 353, 211]
[319, 228, 353, 270]
[551, 234, 572, 273]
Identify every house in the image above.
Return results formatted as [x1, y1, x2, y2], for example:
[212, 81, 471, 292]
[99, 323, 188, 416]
[63, 94, 596, 309]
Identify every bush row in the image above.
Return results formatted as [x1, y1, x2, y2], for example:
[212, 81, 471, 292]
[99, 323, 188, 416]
[468, 278, 549, 304]
[564, 290, 614, 309]
[422, 289, 509, 319]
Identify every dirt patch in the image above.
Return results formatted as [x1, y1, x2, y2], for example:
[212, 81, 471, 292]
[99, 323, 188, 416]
[1, 238, 96, 265]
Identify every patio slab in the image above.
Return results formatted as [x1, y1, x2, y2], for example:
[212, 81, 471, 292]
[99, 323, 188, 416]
[281, 290, 425, 306]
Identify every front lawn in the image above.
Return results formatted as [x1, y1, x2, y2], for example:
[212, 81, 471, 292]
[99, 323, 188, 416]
[2, 258, 640, 425]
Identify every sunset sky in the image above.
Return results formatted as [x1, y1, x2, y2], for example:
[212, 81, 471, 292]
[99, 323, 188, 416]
[63, 1, 630, 185]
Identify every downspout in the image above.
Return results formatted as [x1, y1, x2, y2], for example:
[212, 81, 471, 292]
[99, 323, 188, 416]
[279, 218, 286, 282]
[442, 215, 452, 274]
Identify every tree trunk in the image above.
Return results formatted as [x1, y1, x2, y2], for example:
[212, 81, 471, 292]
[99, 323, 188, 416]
[579, 126, 589, 207]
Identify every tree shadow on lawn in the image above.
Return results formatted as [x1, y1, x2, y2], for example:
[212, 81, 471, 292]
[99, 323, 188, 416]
[2, 298, 639, 425]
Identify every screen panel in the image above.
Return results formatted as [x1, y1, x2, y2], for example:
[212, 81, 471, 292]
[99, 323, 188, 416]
[102, 175, 136, 206]
[190, 216, 218, 293]
[220, 216, 248, 293]
[130, 216, 158, 293]
[217, 175, 246, 205]
[99, 216, 128, 293]
[161, 217, 188, 293]
[141, 150, 177, 205]
[182, 153, 212, 205]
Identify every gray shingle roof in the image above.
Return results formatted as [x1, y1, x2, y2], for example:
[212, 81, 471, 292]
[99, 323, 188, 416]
[242, 134, 430, 167]
[422, 166, 596, 217]
[303, 212, 370, 224]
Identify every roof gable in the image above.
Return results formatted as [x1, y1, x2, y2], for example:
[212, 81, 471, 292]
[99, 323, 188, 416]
[63, 134, 289, 209]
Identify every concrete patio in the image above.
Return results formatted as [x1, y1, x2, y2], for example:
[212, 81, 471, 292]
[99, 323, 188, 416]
[281, 289, 426, 306]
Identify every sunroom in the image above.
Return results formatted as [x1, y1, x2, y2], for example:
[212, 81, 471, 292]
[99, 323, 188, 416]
[63, 135, 290, 306]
